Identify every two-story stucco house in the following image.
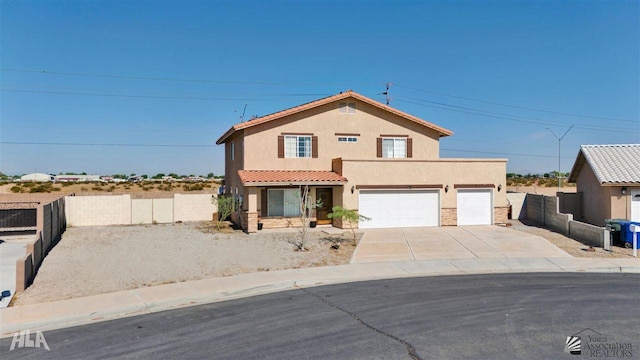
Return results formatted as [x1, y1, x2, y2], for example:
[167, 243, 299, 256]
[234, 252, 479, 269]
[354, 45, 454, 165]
[216, 90, 508, 233]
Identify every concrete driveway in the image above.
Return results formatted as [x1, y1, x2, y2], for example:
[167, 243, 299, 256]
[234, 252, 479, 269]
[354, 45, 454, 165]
[351, 226, 571, 263]
[0, 234, 32, 307]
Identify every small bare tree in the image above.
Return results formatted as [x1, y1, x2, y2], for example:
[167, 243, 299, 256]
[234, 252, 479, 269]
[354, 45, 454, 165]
[287, 185, 322, 251]
[328, 206, 371, 246]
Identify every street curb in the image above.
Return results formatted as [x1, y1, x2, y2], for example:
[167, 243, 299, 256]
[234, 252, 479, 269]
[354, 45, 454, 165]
[1, 257, 638, 338]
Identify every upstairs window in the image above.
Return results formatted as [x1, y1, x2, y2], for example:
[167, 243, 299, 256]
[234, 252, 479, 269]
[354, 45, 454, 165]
[339, 102, 356, 114]
[285, 135, 311, 158]
[338, 136, 358, 143]
[230, 141, 235, 161]
[377, 136, 412, 158]
[382, 138, 406, 158]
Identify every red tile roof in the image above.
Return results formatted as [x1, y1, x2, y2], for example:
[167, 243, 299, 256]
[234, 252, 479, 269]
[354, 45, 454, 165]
[238, 170, 347, 185]
[216, 90, 453, 144]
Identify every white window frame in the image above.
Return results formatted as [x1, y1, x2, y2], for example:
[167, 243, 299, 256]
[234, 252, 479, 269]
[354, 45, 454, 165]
[382, 138, 407, 158]
[267, 189, 301, 217]
[339, 102, 356, 114]
[284, 135, 311, 158]
[338, 136, 358, 143]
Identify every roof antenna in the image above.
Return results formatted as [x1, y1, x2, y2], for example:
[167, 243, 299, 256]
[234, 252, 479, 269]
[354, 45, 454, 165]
[380, 83, 392, 105]
[239, 104, 248, 122]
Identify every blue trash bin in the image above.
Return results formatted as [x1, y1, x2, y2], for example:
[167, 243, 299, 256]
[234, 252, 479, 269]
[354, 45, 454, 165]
[620, 221, 640, 249]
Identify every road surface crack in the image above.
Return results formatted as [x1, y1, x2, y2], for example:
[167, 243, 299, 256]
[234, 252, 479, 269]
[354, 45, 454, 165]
[300, 288, 424, 360]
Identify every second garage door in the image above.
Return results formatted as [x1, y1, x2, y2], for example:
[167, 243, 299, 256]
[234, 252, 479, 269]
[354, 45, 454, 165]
[457, 189, 493, 225]
[358, 190, 439, 229]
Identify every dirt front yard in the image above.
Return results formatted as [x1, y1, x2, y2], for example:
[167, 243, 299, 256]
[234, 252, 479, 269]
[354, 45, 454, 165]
[14, 222, 357, 305]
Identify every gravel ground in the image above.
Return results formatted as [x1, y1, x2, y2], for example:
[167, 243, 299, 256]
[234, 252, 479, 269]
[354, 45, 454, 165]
[508, 219, 636, 258]
[14, 222, 358, 305]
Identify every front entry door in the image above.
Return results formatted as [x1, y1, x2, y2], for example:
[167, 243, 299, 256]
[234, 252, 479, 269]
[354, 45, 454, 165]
[316, 188, 333, 225]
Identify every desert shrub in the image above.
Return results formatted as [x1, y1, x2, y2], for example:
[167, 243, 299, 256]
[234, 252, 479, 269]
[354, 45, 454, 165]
[91, 186, 104, 191]
[183, 183, 204, 191]
[10, 185, 22, 193]
[22, 182, 35, 188]
[29, 183, 56, 193]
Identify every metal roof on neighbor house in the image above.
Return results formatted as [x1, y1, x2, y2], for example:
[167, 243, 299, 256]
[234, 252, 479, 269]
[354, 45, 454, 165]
[238, 170, 348, 186]
[568, 144, 640, 184]
[216, 90, 453, 144]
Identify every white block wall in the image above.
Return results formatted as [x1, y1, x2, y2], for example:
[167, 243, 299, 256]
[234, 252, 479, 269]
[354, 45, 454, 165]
[153, 198, 174, 223]
[132, 199, 153, 224]
[65, 194, 217, 226]
[174, 194, 217, 222]
[66, 195, 131, 226]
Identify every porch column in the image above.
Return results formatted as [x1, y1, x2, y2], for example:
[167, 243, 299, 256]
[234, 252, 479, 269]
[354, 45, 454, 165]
[244, 187, 258, 233]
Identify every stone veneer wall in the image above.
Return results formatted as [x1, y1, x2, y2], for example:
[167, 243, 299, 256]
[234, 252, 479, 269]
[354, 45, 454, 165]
[494, 206, 509, 225]
[441, 208, 457, 226]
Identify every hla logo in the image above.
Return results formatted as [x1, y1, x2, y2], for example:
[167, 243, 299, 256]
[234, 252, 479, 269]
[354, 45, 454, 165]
[9, 330, 50, 351]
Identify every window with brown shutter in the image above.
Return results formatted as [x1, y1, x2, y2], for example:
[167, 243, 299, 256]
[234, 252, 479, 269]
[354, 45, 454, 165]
[376, 137, 382, 158]
[260, 188, 268, 217]
[407, 138, 413, 158]
[277, 136, 284, 158]
[312, 136, 318, 158]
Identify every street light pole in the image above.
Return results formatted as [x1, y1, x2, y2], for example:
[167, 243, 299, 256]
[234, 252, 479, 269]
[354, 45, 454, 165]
[546, 125, 574, 191]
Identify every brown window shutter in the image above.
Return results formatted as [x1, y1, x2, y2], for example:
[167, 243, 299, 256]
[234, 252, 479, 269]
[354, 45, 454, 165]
[277, 136, 284, 158]
[261, 189, 268, 217]
[312, 136, 318, 158]
[376, 138, 382, 158]
[407, 138, 413, 158]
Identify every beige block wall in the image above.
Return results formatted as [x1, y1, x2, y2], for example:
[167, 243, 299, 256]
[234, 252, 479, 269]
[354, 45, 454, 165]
[66, 195, 131, 226]
[242, 99, 442, 171]
[131, 199, 153, 224]
[174, 194, 218, 222]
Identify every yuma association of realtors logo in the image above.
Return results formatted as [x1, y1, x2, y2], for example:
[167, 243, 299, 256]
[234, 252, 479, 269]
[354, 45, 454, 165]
[9, 330, 50, 351]
[565, 328, 633, 358]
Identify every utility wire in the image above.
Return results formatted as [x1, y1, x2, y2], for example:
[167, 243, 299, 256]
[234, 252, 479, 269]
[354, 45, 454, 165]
[1, 83, 329, 97]
[395, 84, 635, 122]
[0, 67, 380, 86]
[441, 148, 573, 159]
[2, 141, 569, 158]
[1, 89, 313, 102]
[395, 99, 630, 133]
[0, 141, 216, 147]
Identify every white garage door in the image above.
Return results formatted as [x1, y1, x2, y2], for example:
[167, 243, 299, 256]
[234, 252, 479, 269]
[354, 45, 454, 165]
[632, 190, 640, 222]
[457, 189, 493, 226]
[358, 190, 439, 229]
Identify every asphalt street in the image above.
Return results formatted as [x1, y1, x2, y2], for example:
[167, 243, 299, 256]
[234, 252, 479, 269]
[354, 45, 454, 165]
[2, 273, 639, 360]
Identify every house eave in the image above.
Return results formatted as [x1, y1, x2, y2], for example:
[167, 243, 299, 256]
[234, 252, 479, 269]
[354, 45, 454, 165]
[242, 181, 347, 187]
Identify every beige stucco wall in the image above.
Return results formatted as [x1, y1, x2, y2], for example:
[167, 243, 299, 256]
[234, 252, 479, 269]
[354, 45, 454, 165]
[132, 199, 153, 224]
[575, 165, 638, 225]
[241, 98, 442, 171]
[337, 158, 508, 210]
[576, 165, 609, 225]
[224, 131, 245, 196]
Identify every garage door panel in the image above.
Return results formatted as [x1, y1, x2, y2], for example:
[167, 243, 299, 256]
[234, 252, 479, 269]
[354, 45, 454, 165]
[457, 189, 492, 226]
[358, 190, 439, 229]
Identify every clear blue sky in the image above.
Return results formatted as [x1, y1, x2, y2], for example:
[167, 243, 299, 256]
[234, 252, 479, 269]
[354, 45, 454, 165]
[1, 0, 638, 177]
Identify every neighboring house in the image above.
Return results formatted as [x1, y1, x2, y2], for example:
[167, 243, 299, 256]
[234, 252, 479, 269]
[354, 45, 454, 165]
[20, 173, 54, 182]
[216, 90, 508, 233]
[567, 144, 640, 225]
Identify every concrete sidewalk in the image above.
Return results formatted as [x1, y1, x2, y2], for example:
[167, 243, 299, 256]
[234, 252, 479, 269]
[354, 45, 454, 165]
[0, 235, 33, 309]
[1, 257, 638, 337]
[352, 226, 572, 263]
